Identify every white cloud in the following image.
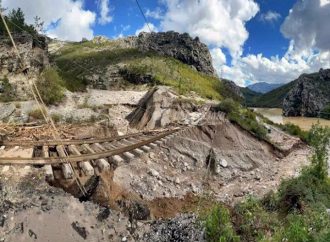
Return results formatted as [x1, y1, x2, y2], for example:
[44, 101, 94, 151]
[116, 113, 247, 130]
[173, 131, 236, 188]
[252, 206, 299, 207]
[2, 0, 96, 41]
[281, 0, 330, 52]
[218, 45, 330, 86]
[98, 0, 113, 25]
[135, 22, 158, 35]
[216, 0, 330, 86]
[145, 7, 163, 19]
[211, 48, 227, 70]
[260, 11, 281, 23]
[159, 0, 259, 58]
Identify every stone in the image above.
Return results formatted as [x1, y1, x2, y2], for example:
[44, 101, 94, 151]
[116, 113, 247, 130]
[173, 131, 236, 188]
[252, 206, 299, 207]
[0, 103, 16, 121]
[72, 221, 88, 239]
[219, 159, 228, 168]
[135, 32, 215, 76]
[148, 169, 159, 177]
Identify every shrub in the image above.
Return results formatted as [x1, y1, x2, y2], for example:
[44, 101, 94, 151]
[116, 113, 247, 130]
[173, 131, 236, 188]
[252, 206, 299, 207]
[280, 123, 309, 142]
[204, 205, 239, 242]
[215, 98, 239, 114]
[0, 77, 15, 102]
[28, 107, 45, 120]
[37, 68, 65, 105]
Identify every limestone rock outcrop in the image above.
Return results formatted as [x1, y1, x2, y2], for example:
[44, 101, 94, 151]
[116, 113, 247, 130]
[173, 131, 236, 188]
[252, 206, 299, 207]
[0, 33, 48, 75]
[133, 32, 216, 76]
[283, 68, 330, 117]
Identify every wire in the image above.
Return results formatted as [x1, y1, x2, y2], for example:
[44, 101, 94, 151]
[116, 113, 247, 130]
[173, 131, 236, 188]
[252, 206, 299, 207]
[135, 0, 153, 33]
[0, 11, 87, 196]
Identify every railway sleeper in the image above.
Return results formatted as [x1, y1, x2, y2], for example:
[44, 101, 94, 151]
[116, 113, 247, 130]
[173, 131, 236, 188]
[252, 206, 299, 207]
[82, 144, 110, 172]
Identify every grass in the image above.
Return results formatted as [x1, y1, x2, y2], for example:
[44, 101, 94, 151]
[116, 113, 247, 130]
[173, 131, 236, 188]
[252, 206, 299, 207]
[53, 40, 239, 100]
[202, 125, 330, 242]
[122, 56, 234, 100]
[216, 98, 268, 140]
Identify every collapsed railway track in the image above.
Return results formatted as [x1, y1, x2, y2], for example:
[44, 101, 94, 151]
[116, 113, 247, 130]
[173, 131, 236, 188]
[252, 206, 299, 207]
[0, 128, 182, 180]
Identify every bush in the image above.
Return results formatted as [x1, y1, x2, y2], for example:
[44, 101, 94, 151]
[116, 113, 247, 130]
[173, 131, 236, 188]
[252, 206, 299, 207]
[204, 205, 239, 242]
[216, 98, 239, 114]
[28, 107, 45, 120]
[0, 77, 15, 102]
[37, 68, 65, 105]
[279, 123, 309, 142]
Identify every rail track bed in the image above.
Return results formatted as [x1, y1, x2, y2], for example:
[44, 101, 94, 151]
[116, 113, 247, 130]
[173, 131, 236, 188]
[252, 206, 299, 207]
[0, 128, 182, 180]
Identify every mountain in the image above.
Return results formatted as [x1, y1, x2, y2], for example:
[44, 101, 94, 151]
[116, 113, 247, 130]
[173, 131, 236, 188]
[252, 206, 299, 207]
[283, 68, 330, 117]
[247, 82, 284, 94]
[51, 31, 239, 101]
[246, 69, 330, 119]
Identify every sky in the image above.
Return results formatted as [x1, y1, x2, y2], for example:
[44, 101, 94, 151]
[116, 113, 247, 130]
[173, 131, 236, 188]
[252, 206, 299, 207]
[1, 0, 330, 86]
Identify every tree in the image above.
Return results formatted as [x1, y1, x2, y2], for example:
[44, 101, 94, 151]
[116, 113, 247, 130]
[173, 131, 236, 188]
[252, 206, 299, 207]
[34, 16, 44, 33]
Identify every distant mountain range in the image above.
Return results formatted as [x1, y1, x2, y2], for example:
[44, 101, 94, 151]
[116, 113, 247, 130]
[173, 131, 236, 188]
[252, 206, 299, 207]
[243, 69, 330, 119]
[247, 82, 284, 94]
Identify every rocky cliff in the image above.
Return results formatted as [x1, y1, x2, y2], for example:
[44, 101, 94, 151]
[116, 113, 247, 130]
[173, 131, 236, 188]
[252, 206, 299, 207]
[283, 68, 330, 117]
[132, 32, 215, 76]
[0, 33, 49, 99]
[0, 33, 48, 75]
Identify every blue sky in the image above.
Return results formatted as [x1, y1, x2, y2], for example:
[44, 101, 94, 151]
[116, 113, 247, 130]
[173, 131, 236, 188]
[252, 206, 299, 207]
[2, 0, 330, 86]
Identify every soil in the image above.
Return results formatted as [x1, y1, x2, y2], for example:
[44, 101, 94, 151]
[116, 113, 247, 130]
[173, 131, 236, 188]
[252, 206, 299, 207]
[0, 111, 311, 242]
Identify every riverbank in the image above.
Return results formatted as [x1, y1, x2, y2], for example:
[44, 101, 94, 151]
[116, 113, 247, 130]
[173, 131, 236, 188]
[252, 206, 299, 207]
[254, 108, 330, 130]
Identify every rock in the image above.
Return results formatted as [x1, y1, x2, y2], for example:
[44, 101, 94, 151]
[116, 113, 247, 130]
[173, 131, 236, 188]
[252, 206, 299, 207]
[135, 32, 215, 76]
[219, 159, 228, 168]
[122, 237, 127, 242]
[0, 103, 16, 121]
[142, 214, 204, 242]
[128, 86, 198, 129]
[283, 68, 330, 117]
[128, 202, 150, 221]
[71, 221, 88, 239]
[148, 169, 159, 177]
[28, 229, 37, 239]
[97, 207, 110, 221]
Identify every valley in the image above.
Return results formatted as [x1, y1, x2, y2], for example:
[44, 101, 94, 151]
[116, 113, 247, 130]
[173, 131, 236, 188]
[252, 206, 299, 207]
[0, 5, 329, 242]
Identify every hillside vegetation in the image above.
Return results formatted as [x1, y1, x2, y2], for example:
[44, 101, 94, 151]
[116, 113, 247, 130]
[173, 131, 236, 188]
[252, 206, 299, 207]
[204, 124, 330, 242]
[246, 81, 296, 108]
[52, 40, 238, 101]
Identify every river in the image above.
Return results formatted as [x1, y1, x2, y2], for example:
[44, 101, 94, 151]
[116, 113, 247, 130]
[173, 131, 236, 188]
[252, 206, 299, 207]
[254, 108, 330, 131]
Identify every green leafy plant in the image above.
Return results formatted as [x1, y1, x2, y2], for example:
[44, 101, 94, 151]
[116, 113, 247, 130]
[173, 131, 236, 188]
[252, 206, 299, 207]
[204, 205, 240, 242]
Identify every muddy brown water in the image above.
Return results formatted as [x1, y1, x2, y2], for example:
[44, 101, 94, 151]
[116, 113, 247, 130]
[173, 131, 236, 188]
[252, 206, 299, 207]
[254, 108, 330, 131]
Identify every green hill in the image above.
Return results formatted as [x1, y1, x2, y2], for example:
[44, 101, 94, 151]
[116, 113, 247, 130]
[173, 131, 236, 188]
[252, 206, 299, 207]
[246, 81, 296, 108]
[51, 39, 240, 101]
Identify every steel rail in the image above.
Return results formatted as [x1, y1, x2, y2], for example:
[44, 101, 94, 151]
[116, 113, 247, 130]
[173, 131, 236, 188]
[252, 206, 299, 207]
[0, 129, 178, 165]
[0, 130, 163, 147]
